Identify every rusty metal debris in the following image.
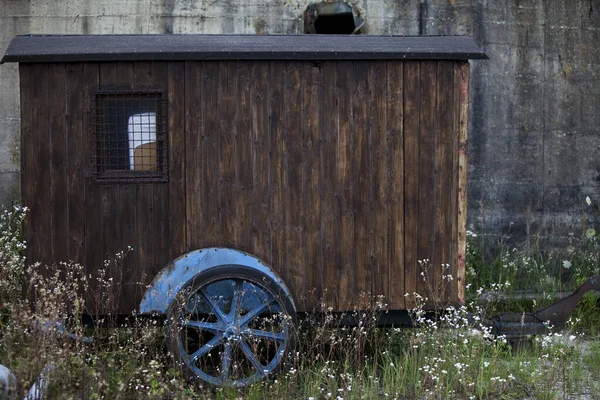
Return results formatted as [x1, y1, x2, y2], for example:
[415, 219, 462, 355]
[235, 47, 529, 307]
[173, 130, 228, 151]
[488, 275, 600, 339]
[304, 1, 365, 34]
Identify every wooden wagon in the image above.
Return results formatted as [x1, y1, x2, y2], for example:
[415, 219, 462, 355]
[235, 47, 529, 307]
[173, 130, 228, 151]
[2, 34, 486, 386]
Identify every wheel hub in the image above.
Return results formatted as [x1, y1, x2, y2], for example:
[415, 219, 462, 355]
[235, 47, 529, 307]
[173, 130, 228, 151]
[224, 324, 241, 341]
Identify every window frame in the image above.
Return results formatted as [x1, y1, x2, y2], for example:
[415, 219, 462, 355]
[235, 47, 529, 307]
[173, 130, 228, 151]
[91, 87, 169, 183]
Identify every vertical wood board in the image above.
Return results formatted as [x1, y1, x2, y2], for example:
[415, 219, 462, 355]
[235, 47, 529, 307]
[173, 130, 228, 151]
[302, 62, 322, 309]
[285, 61, 306, 310]
[457, 62, 470, 304]
[269, 61, 288, 290]
[251, 63, 271, 262]
[320, 61, 339, 309]
[219, 61, 238, 248]
[387, 61, 405, 310]
[168, 61, 187, 260]
[48, 64, 68, 265]
[353, 61, 372, 307]
[434, 61, 455, 304]
[402, 61, 420, 308]
[184, 61, 203, 251]
[336, 61, 356, 311]
[65, 63, 86, 266]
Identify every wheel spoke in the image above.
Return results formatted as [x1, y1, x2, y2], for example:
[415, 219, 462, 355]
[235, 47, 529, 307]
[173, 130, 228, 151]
[189, 332, 224, 363]
[181, 320, 222, 332]
[220, 341, 233, 383]
[239, 339, 265, 375]
[229, 280, 242, 322]
[243, 328, 286, 341]
[200, 287, 228, 322]
[239, 298, 275, 327]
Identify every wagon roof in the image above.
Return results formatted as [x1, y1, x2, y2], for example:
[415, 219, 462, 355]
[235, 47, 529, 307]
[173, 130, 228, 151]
[1, 34, 487, 63]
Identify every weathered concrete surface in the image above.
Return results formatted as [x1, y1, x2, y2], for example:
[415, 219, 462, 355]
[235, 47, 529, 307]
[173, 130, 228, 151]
[0, 0, 598, 246]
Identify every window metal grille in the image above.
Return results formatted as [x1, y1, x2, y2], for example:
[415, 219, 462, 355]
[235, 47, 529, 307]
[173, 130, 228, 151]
[92, 90, 168, 183]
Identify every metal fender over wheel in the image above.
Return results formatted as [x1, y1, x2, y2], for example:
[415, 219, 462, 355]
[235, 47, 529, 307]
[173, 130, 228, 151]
[166, 265, 297, 387]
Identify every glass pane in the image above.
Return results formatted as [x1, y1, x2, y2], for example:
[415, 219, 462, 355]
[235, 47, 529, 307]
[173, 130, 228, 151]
[128, 112, 157, 171]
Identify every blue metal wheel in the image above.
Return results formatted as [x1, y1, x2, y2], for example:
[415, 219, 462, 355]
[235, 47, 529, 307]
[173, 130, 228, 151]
[166, 265, 297, 387]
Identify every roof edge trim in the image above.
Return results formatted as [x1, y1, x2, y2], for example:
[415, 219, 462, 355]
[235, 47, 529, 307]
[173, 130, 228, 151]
[1, 34, 488, 64]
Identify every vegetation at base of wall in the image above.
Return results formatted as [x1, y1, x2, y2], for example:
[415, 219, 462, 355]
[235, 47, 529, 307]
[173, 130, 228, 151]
[0, 204, 598, 399]
[465, 225, 600, 334]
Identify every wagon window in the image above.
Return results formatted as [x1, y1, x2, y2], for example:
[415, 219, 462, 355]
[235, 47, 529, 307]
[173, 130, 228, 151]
[92, 91, 167, 182]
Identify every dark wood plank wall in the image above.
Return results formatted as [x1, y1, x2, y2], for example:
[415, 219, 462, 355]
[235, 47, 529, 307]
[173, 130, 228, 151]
[20, 60, 468, 314]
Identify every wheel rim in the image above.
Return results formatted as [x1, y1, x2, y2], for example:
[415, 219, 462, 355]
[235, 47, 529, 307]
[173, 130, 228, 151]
[173, 277, 293, 387]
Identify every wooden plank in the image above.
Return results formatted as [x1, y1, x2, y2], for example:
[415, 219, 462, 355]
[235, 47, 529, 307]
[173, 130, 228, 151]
[19, 64, 34, 267]
[352, 61, 371, 308]
[98, 62, 135, 314]
[320, 61, 339, 310]
[219, 61, 237, 248]
[251, 62, 270, 262]
[285, 61, 306, 311]
[168, 61, 187, 260]
[118, 62, 137, 315]
[131, 61, 153, 304]
[185, 61, 203, 250]
[386, 61, 405, 310]
[129, 61, 158, 304]
[30, 64, 52, 270]
[236, 61, 253, 254]
[370, 61, 389, 304]
[417, 61, 437, 305]
[48, 64, 68, 265]
[149, 62, 170, 279]
[302, 62, 322, 309]
[135, 175, 154, 294]
[457, 62, 470, 305]
[269, 61, 287, 280]
[336, 61, 355, 311]
[97, 61, 120, 303]
[434, 61, 455, 305]
[402, 61, 420, 309]
[82, 63, 102, 314]
[450, 63, 460, 305]
[65, 64, 86, 266]
[200, 62, 221, 247]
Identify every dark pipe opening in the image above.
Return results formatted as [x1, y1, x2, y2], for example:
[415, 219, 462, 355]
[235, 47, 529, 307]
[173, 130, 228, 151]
[304, 1, 365, 34]
[313, 13, 356, 34]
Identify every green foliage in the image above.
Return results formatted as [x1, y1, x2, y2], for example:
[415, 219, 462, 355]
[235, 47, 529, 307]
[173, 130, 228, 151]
[465, 228, 600, 333]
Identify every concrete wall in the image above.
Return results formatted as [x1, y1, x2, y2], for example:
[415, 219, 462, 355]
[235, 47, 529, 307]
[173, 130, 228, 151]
[1, 0, 599, 245]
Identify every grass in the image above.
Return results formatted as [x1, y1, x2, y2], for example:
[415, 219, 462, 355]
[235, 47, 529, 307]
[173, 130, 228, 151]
[0, 204, 599, 399]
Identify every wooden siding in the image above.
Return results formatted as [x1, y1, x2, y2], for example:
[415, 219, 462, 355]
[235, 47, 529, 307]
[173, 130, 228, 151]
[20, 59, 469, 314]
